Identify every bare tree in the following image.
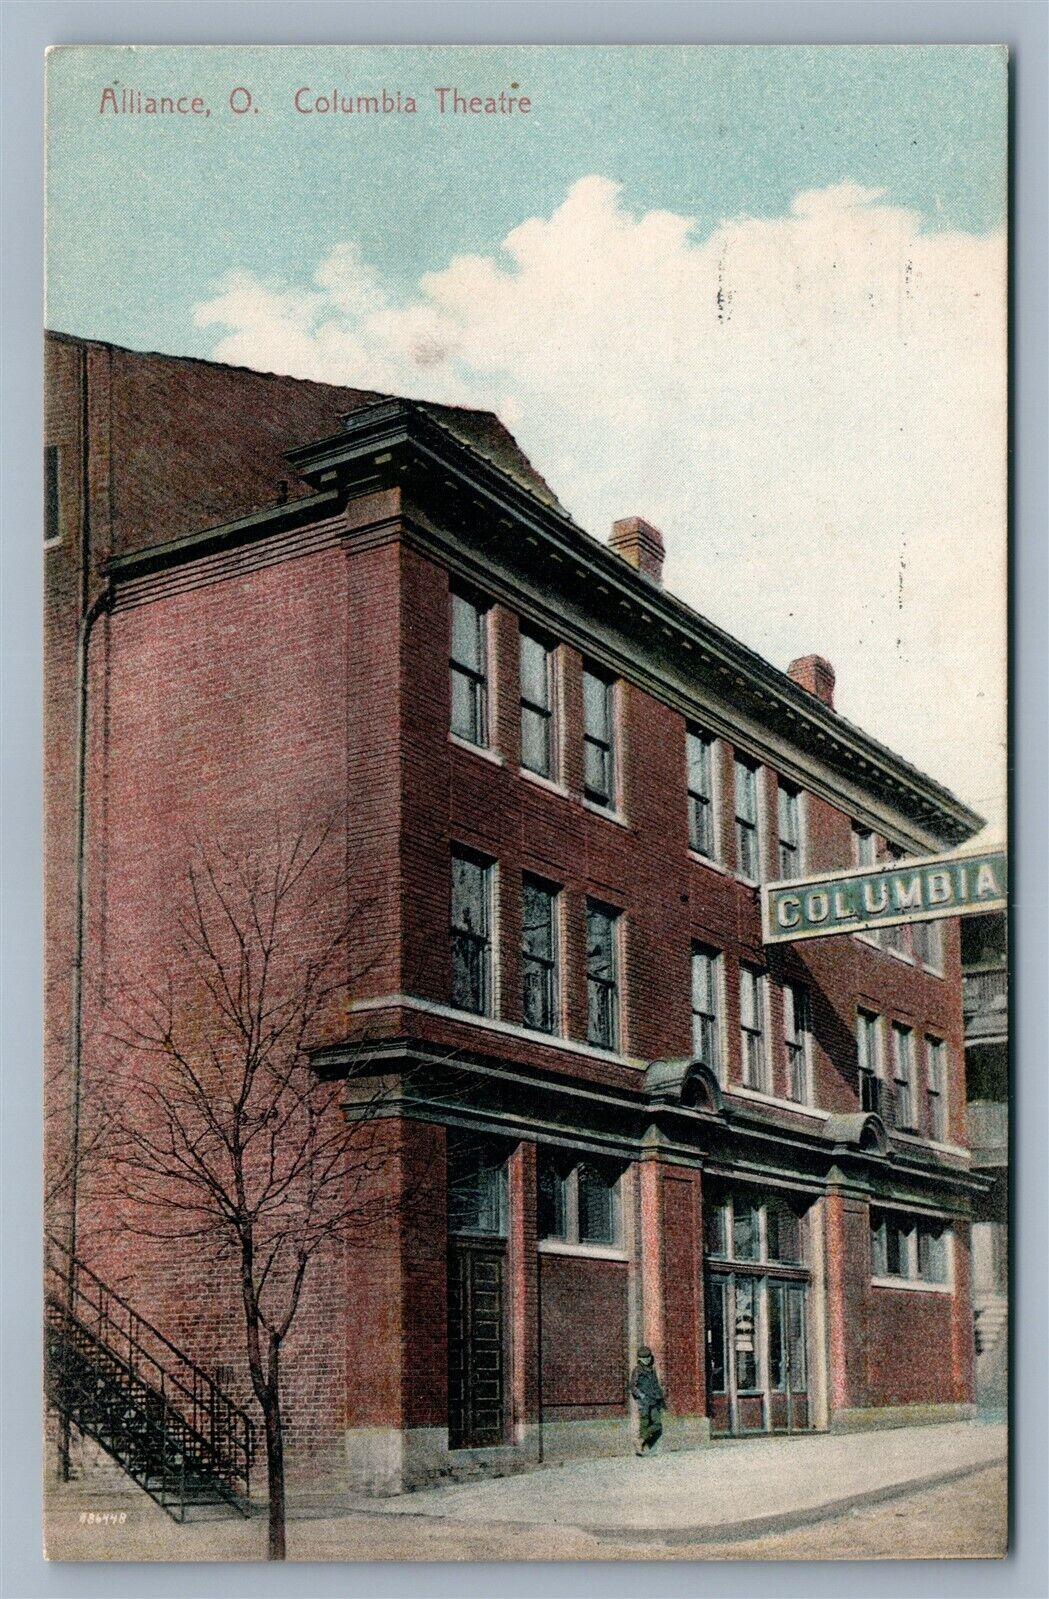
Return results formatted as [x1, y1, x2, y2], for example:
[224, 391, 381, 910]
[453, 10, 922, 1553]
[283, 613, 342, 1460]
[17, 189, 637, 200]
[102, 815, 423, 1560]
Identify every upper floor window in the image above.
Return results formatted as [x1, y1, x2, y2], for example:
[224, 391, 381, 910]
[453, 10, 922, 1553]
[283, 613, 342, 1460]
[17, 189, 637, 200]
[926, 1037, 948, 1142]
[583, 668, 617, 808]
[45, 445, 61, 545]
[450, 592, 489, 747]
[586, 899, 620, 1050]
[870, 1210, 950, 1285]
[892, 1023, 916, 1131]
[852, 825, 877, 867]
[857, 1008, 885, 1114]
[913, 918, 945, 974]
[520, 632, 555, 778]
[451, 848, 493, 1016]
[538, 1153, 622, 1248]
[881, 844, 909, 956]
[784, 983, 812, 1104]
[739, 965, 769, 1091]
[687, 729, 716, 858]
[691, 944, 722, 1079]
[777, 784, 803, 879]
[521, 875, 560, 1035]
[734, 758, 761, 880]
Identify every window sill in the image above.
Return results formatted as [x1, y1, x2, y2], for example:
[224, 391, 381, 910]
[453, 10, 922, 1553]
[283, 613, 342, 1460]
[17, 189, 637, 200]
[520, 766, 571, 800]
[871, 1275, 953, 1296]
[688, 849, 730, 876]
[921, 965, 945, 980]
[884, 945, 915, 967]
[349, 992, 645, 1070]
[537, 1240, 628, 1263]
[449, 732, 504, 766]
[583, 797, 630, 829]
[728, 1084, 830, 1120]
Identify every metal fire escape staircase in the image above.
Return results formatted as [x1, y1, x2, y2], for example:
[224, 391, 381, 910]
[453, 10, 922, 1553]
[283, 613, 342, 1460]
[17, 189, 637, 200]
[45, 1236, 256, 1522]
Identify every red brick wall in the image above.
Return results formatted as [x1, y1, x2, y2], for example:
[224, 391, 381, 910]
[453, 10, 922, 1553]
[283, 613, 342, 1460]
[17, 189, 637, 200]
[538, 1255, 628, 1421]
[866, 1287, 959, 1406]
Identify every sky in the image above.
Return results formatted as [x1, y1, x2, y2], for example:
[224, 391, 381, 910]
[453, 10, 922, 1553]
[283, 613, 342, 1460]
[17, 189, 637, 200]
[46, 45, 1008, 837]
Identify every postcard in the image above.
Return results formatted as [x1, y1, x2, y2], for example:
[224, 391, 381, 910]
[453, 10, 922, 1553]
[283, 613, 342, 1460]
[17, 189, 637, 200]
[43, 43, 1008, 1562]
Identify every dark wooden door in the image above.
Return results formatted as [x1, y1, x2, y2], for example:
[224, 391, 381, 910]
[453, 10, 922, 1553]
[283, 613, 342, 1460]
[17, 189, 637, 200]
[447, 1243, 506, 1448]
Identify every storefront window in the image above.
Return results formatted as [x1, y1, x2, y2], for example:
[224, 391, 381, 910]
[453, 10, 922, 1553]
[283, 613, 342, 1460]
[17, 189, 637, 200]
[871, 1209, 952, 1284]
[705, 1188, 808, 1266]
[538, 1151, 622, 1247]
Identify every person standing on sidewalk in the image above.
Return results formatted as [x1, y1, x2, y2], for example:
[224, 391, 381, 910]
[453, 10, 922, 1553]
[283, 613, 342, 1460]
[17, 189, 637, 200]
[630, 1345, 667, 1456]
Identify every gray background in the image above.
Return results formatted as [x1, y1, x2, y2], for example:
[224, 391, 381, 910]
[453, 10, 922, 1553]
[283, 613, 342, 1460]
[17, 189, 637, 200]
[2, 3, 1045, 1596]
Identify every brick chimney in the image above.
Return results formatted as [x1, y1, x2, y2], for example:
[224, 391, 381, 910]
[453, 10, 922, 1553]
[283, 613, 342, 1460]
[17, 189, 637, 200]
[788, 654, 836, 709]
[609, 517, 665, 586]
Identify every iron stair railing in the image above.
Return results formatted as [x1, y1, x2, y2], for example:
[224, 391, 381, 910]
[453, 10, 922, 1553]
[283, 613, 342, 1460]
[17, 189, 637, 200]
[45, 1235, 255, 1522]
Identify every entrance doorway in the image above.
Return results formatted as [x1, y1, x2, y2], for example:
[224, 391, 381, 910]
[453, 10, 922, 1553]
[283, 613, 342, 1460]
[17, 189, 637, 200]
[704, 1186, 812, 1437]
[706, 1271, 809, 1435]
[446, 1135, 510, 1450]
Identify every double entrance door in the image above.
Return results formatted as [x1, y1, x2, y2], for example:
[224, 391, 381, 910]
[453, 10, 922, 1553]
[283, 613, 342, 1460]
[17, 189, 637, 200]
[706, 1270, 810, 1436]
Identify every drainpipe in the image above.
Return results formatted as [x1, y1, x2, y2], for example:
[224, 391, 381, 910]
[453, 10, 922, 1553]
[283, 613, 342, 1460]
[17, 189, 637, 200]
[59, 346, 111, 1478]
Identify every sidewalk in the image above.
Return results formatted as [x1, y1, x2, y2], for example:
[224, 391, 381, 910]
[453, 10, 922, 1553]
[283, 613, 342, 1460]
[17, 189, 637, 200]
[355, 1421, 1007, 1544]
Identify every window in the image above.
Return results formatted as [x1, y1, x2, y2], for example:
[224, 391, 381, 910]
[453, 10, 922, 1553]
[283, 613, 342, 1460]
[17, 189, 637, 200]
[451, 849, 493, 1015]
[691, 945, 722, 1078]
[853, 826, 877, 867]
[871, 1210, 950, 1285]
[740, 966, 769, 1091]
[734, 758, 761, 880]
[449, 1136, 508, 1236]
[705, 1188, 806, 1266]
[892, 1023, 916, 1131]
[583, 668, 617, 808]
[914, 919, 945, 974]
[538, 1153, 622, 1247]
[586, 900, 620, 1049]
[450, 592, 489, 747]
[784, 983, 811, 1104]
[881, 845, 909, 956]
[926, 1037, 948, 1142]
[521, 876, 559, 1035]
[856, 1008, 884, 1114]
[687, 729, 716, 858]
[45, 446, 61, 545]
[777, 784, 803, 878]
[520, 632, 555, 778]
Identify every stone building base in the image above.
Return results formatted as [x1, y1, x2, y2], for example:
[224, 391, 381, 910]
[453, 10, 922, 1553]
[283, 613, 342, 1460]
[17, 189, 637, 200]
[830, 1402, 977, 1433]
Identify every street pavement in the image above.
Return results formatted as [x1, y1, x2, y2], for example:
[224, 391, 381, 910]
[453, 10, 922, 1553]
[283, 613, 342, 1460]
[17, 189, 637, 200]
[354, 1420, 1007, 1543]
[44, 1420, 1008, 1563]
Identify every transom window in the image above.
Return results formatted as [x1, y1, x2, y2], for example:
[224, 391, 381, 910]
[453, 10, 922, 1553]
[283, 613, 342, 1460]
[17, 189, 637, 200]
[892, 1023, 916, 1131]
[538, 1154, 623, 1247]
[521, 875, 559, 1035]
[691, 944, 723, 1079]
[740, 966, 769, 1091]
[687, 729, 716, 858]
[586, 900, 620, 1050]
[777, 784, 803, 879]
[583, 668, 617, 808]
[520, 632, 555, 778]
[784, 983, 811, 1104]
[450, 592, 489, 747]
[926, 1037, 948, 1142]
[451, 849, 493, 1016]
[870, 1210, 950, 1285]
[734, 758, 761, 880]
[448, 1136, 508, 1237]
[705, 1188, 806, 1266]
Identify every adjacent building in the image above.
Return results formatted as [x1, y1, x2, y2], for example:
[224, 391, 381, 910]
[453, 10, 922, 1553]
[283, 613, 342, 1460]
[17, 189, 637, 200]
[962, 912, 1008, 1413]
[45, 332, 988, 1500]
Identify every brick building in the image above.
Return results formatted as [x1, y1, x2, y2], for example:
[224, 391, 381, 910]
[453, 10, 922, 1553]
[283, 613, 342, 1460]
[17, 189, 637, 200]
[45, 332, 986, 1501]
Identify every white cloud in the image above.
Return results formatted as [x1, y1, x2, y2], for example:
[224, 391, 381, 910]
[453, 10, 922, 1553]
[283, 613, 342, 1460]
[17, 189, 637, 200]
[194, 177, 1007, 836]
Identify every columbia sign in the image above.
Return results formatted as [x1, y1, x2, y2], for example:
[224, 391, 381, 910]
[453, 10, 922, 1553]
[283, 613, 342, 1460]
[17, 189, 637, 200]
[762, 846, 1007, 946]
